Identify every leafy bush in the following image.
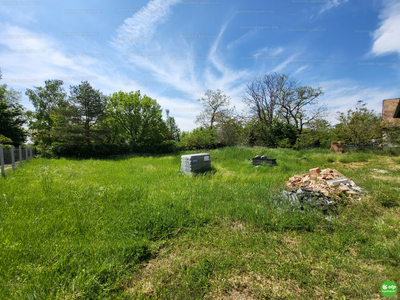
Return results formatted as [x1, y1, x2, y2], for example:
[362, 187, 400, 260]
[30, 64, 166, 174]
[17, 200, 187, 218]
[50, 142, 132, 158]
[277, 138, 291, 148]
[179, 128, 218, 150]
[49, 140, 177, 158]
[0, 134, 12, 145]
[243, 120, 297, 147]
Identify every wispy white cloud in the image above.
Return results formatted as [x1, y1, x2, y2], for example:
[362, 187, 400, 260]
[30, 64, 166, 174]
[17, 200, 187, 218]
[226, 30, 255, 50]
[253, 46, 284, 58]
[371, 0, 400, 56]
[112, 0, 181, 50]
[0, 23, 141, 110]
[293, 65, 308, 75]
[0, 7, 37, 24]
[313, 79, 399, 124]
[319, 0, 348, 14]
[112, 7, 252, 114]
[273, 53, 300, 73]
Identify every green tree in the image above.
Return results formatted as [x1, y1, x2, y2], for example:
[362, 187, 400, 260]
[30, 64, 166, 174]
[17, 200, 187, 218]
[0, 82, 27, 146]
[216, 117, 243, 146]
[195, 89, 232, 130]
[66, 81, 107, 145]
[166, 116, 180, 141]
[382, 118, 400, 147]
[25, 79, 67, 146]
[334, 100, 382, 147]
[279, 84, 325, 134]
[242, 118, 297, 148]
[106, 90, 167, 149]
[244, 72, 325, 134]
[0, 134, 12, 145]
[294, 119, 337, 149]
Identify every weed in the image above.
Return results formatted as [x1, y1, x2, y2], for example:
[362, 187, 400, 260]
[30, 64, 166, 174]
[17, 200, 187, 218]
[0, 147, 399, 299]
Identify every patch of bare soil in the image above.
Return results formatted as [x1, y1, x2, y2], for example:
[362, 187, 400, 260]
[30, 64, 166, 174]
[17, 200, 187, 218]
[371, 175, 400, 182]
[210, 273, 305, 300]
[332, 161, 370, 168]
[370, 168, 389, 174]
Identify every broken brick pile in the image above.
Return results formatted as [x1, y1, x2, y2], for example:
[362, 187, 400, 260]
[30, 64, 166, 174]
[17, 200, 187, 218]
[285, 167, 362, 200]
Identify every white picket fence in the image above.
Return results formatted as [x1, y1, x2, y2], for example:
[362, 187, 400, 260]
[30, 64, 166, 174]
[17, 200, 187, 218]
[0, 145, 34, 176]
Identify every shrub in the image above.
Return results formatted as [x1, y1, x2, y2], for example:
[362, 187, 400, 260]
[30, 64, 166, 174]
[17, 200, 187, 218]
[179, 128, 218, 150]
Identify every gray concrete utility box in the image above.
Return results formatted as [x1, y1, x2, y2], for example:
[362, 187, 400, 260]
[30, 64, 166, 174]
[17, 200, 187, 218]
[181, 153, 211, 174]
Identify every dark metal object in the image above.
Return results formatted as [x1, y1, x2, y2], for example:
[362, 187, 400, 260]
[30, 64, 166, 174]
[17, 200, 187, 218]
[252, 157, 277, 166]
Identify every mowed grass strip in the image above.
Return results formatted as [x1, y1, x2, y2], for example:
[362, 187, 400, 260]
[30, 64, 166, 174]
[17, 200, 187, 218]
[0, 147, 399, 299]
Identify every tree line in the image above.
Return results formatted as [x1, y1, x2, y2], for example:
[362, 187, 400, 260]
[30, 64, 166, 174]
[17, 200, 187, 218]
[1, 69, 399, 157]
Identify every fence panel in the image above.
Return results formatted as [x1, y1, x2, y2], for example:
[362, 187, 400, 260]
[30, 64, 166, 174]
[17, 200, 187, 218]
[0, 146, 36, 176]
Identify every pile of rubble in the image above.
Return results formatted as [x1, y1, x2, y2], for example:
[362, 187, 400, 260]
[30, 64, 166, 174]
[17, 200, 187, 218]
[285, 167, 363, 200]
[281, 187, 337, 216]
[278, 167, 363, 219]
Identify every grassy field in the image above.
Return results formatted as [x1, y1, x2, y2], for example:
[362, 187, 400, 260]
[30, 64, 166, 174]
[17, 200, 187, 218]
[0, 147, 399, 299]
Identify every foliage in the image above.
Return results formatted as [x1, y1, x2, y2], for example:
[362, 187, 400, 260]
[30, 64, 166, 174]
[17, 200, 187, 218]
[244, 72, 325, 133]
[179, 128, 218, 150]
[242, 119, 268, 146]
[268, 120, 298, 147]
[382, 119, 400, 147]
[106, 90, 168, 151]
[1, 148, 399, 299]
[294, 119, 338, 149]
[166, 116, 181, 141]
[216, 117, 243, 146]
[195, 89, 233, 130]
[243, 119, 297, 147]
[25, 79, 67, 146]
[279, 84, 326, 133]
[334, 100, 382, 147]
[0, 84, 27, 145]
[50, 141, 132, 158]
[0, 134, 12, 144]
[66, 81, 107, 145]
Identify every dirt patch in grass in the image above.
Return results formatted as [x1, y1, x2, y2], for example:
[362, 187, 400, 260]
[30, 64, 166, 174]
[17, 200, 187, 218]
[388, 164, 400, 171]
[371, 175, 400, 182]
[370, 168, 389, 174]
[210, 273, 305, 299]
[128, 241, 225, 297]
[333, 161, 370, 168]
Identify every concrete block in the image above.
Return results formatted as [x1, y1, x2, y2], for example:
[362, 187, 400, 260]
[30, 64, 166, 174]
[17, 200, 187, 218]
[327, 177, 350, 187]
[181, 153, 211, 174]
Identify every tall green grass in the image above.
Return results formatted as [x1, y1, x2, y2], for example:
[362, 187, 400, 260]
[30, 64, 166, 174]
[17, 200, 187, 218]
[0, 147, 399, 299]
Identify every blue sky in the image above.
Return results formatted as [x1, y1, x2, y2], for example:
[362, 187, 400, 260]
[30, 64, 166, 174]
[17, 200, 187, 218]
[1, 0, 399, 131]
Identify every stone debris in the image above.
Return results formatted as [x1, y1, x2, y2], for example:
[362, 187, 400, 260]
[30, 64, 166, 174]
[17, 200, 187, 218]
[280, 167, 364, 221]
[280, 187, 337, 216]
[338, 184, 350, 192]
[285, 167, 363, 199]
[326, 177, 350, 187]
[309, 167, 320, 177]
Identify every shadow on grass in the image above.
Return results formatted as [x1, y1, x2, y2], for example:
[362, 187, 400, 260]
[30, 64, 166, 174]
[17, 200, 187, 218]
[184, 165, 218, 177]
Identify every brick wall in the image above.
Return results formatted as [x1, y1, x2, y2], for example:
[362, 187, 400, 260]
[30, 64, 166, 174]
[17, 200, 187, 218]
[382, 98, 400, 126]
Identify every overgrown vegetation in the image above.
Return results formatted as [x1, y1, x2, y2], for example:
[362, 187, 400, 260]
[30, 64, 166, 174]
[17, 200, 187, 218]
[1, 147, 399, 299]
[2, 70, 399, 156]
